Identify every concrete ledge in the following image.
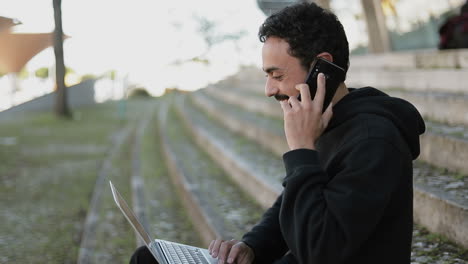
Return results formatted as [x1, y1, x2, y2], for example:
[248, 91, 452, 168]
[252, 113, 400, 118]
[199, 86, 468, 249]
[213, 49, 468, 95]
[190, 92, 288, 157]
[203, 87, 274, 118]
[350, 48, 468, 70]
[413, 186, 468, 249]
[415, 49, 468, 69]
[347, 68, 468, 93]
[351, 52, 417, 69]
[206, 87, 282, 118]
[387, 90, 468, 126]
[208, 85, 468, 129]
[175, 96, 281, 209]
[420, 132, 468, 176]
[205, 84, 468, 176]
[158, 104, 219, 246]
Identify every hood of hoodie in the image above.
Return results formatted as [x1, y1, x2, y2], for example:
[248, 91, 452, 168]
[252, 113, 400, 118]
[326, 87, 426, 159]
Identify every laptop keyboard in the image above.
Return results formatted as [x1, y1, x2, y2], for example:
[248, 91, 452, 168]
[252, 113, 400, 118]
[160, 241, 210, 264]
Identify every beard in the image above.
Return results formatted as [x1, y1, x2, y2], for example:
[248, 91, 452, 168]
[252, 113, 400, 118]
[274, 94, 289, 101]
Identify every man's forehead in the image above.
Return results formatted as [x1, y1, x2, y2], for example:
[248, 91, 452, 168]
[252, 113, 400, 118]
[262, 59, 295, 74]
[262, 37, 296, 73]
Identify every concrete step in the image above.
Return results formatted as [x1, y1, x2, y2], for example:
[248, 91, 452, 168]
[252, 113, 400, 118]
[77, 101, 157, 263]
[204, 85, 468, 176]
[205, 85, 281, 119]
[157, 96, 264, 246]
[346, 68, 468, 94]
[350, 49, 468, 70]
[176, 94, 283, 209]
[217, 49, 468, 94]
[150, 94, 468, 261]
[385, 90, 468, 127]
[225, 50, 468, 90]
[130, 104, 157, 247]
[347, 49, 468, 93]
[413, 161, 468, 250]
[420, 121, 468, 176]
[411, 223, 468, 263]
[77, 122, 136, 263]
[191, 88, 468, 249]
[136, 105, 203, 248]
[209, 81, 468, 127]
[222, 67, 468, 101]
[191, 90, 288, 157]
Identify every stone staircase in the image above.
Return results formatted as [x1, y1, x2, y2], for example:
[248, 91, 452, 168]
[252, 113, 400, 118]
[144, 49, 468, 263]
[349, 49, 468, 252]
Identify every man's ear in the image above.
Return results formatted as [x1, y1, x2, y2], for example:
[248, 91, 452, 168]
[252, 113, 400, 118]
[316, 52, 334, 62]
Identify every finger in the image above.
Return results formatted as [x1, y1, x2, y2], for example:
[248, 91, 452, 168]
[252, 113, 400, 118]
[226, 243, 241, 264]
[288, 94, 301, 110]
[237, 253, 249, 264]
[322, 102, 334, 128]
[218, 241, 235, 264]
[279, 99, 291, 113]
[314, 73, 326, 111]
[212, 239, 224, 258]
[296, 83, 311, 104]
[209, 240, 215, 253]
[236, 246, 253, 264]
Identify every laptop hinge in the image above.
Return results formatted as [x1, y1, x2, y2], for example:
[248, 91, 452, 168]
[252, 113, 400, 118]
[149, 240, 170, 264]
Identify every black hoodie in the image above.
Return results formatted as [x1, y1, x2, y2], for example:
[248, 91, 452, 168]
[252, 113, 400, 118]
[242, 87, 426, 264]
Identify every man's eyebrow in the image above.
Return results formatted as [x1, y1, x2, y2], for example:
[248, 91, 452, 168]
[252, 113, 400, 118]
[263, 66, 281, 74]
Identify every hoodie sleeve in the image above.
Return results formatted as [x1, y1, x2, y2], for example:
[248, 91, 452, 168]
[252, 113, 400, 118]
[242, 194, 289, 264]
[280, 138, 402, 263]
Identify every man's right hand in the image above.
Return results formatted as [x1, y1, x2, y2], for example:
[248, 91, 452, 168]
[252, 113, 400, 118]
[208, 239, 255, 264]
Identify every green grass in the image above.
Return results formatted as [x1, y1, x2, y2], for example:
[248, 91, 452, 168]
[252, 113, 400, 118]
[454, 173, 467, 181]
[0, 99, 155, 263]
[90, 126, 136, 263]
[413, 224, 468, 262]
[140, 112, 202, 247]
[164, 102, 263, 239]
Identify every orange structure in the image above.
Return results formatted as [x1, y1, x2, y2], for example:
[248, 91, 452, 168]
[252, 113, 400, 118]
[0, 16, 56, 74]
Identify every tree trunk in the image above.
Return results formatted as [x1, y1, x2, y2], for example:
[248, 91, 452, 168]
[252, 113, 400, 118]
[53, 0, 71, 118]
[361, 0, 391, 53]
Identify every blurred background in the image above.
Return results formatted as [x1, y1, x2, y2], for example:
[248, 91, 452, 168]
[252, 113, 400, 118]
[1, 0, 468, 263]
[0, 0, 465, 109]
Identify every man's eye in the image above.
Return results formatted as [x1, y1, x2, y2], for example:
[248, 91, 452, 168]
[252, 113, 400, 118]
[273, 75, 283, 80]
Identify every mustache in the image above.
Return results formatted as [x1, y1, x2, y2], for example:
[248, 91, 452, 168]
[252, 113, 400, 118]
[274, 94, 290, 101]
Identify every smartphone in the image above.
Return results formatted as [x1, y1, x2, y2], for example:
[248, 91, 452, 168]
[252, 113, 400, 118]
[298, 57, 346, 112]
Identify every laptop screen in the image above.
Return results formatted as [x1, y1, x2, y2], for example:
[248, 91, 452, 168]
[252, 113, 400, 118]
[109, 181, 152, 245]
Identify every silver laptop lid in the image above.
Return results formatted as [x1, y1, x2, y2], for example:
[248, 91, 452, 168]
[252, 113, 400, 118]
[109, 181, 152, 246]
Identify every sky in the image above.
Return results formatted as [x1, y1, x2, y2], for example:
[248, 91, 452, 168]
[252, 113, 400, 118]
[2, 0, 268, 96]
[1, 0, 464, 99]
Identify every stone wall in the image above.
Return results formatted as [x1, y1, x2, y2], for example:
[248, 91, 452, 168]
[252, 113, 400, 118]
[0, 79, 96, 117]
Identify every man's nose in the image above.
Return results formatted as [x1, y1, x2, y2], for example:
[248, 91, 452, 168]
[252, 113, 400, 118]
[264, 78, 278, 97]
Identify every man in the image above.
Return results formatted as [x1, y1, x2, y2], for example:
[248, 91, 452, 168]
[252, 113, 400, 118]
[208, 2, 425, 264]
[439, 0, 468, 49]
[130, 2, 425, 264]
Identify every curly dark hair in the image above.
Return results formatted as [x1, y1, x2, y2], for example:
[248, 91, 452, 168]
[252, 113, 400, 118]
[258, 2, 350, 77]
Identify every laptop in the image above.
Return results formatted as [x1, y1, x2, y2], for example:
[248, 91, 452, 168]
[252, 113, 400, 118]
[109, 181, 218, 264]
